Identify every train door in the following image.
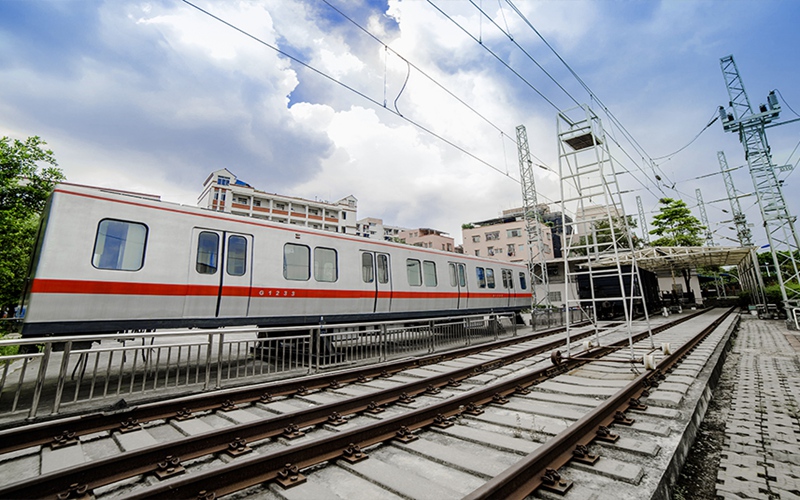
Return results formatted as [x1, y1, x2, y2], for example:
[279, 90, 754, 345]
[361, 251, 392, 313]
[502, 269, 514, 307]
[448, 262, 469, 309]
[185, 228, 253, 319]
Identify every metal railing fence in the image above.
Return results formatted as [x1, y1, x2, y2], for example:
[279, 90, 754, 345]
[0, 311, 568, 421]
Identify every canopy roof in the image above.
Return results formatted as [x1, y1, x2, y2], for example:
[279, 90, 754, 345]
[592, 246, 754, 275]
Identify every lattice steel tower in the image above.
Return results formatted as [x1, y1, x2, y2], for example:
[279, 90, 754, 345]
[516, 125, 551, 309]
[718, 55, 800, 318]
[557, 105, 653, 356]
[695, 189, 714, 247]
[717, 150, 753, 247]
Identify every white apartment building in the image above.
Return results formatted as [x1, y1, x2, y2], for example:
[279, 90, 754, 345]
[355, 217, 404, 241]
[399, 228, 455, 253]
[198, 169, 358, 234]
[461, 211, 554, 263]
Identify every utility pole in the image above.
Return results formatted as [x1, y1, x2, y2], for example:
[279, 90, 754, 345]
[717, 150, 766, 307]
[636, 195, 649, 244]
[516, 125, 552, 311]
[717, 151, 753, 246]
[695, 188, 714, 247]
[718, 55, 800, 326]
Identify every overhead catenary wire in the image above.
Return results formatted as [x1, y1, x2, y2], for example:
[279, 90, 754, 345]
[180, 0, 520, 184]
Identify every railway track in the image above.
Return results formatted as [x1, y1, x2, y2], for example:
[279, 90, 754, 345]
[0, 308, 736, 499]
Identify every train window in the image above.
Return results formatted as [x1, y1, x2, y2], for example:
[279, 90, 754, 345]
[92, 219, 148, 271]
[377, 254, 389, 284]
[195, 232, 219, 274]
[423, 261, 437, 287]
[458, 263, 467, 287]
[407, 259, 422, 286]
[362, 253, 374, 283]
[519, 272, 527, 290]
[314, 247, 338, 282]
[501, 269, 511, 289]
[226, 236, 247, 276]
[284, 243, 310, 280]
[448, 263, 457, 287]
[476, 267, 486, 288]
[486, 268, 496, 289]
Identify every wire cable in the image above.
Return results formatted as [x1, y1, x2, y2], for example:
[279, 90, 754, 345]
[651, 110, 720, 162]
[180, 0, 520, 184]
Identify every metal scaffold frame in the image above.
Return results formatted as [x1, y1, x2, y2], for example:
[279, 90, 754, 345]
[516, 125, 552, 310]
[557, 105, 653, 357]
[719, 55, 800, 325]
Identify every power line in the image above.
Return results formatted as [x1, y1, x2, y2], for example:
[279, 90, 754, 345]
[180, 0, 519, 184]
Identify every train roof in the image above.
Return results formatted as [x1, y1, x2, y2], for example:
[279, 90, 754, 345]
[51, 183, 525, 268]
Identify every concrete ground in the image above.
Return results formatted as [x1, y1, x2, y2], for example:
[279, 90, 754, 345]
[715, 315, 800, 500]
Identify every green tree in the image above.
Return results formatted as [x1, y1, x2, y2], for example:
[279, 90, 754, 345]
[649, 197, 705, 299]
[649, 197, 705, 247]
[574, 215, 640, 256]
[0, 136, 64, 323]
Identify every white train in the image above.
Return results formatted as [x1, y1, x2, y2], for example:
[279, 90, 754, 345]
[19, 183, 531, 336]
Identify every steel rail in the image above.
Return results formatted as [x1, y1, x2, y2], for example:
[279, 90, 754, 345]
[463, 306, 736, 499]
[22, 310, 710, 500]
[0, 321, 589, 455]
[0, 320, 612, 499]
[116, 309, 714, 500]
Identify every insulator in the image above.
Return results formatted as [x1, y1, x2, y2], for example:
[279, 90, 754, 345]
[768, 90, 779, 109]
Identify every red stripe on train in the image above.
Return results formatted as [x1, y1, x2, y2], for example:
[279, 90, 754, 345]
[30, 279, 530, 300]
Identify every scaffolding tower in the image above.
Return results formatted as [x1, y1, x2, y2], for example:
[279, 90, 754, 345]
[557, 105, 653, 357]
[718, 55, 800, 326]
[516, 125, 552, 310]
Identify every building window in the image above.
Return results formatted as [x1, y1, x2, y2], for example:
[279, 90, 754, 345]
[92, 219, 148, 271]
[284, 243, 310, 280]
[275, 203, 286, 211]
[472, 235, 481, 243]
[314, 247, 338, 282]
[474, 250, 480, 256]
[507, 244, 516, 256]
[217, 176, 230, 186]
[236, 197, 249, 205]
[226, 236, 247, 276]
[485, 231, 500, 241]
[253, 199, 261, 207]
[487, 246, 494, 256]
[476, 267, 486, 288]
[507, 229, 522, 238]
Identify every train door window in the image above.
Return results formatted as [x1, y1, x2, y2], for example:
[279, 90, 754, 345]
[476, 267, 486, 288]
[407, 259, 422, 286]
[284, 243, 310, 280]
[458, 264, 467, 287]
[423, 261, 437, 287]
[519, 272, 527, 290]
[377, 254, 389, 284]
[361, 252, 374, 283]
[314, 247, 338, 282]
[448, 263, 457, 287]
[226, 235, 247, 276]
[501, 269, 511, 289]
[486, 268, 496, 288]
[93, 219, 148, 271]
[195, 232, 219, 274]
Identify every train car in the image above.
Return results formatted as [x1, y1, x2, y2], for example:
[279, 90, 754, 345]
[576, 265, 660, 319]
[18, 183, 531, 336]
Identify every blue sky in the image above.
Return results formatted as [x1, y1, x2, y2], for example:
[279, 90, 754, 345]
[2, 0, 799, 246]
